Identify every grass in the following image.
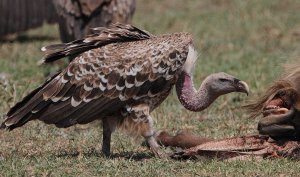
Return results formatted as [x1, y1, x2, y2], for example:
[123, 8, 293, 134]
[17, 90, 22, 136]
[1, 0, 300, 176]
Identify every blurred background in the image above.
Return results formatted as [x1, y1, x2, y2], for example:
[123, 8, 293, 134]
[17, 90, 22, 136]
[0, 0, 300, 176]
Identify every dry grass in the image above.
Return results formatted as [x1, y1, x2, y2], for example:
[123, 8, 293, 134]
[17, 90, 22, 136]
[1, 0, 300, 176]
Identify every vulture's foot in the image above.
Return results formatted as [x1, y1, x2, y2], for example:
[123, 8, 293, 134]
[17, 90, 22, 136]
[101, 146, 111, 158]
[101, 130, 112, 158]
[146, 135, 170, 158]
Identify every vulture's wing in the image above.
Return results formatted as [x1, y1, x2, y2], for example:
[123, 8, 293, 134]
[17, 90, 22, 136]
[41, 23, 152, 63]
[2, 25, 192, 130]
[0, 0, 57, 38]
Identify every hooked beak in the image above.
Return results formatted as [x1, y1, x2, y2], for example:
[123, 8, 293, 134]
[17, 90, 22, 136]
[236, 80, 250, 96]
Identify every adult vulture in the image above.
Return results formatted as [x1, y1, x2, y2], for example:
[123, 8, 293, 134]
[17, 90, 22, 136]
[1, 24, 249, 157]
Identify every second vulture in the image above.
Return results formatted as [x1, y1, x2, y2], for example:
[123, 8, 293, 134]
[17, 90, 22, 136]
[1, 24, 249, 157]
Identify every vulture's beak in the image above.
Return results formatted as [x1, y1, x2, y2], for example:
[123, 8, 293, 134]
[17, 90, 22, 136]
[235, 80, 250, 96]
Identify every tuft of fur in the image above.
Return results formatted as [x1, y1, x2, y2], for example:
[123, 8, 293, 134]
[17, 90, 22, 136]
[183, 45, 198, 75]
[246, 61, 300, 118]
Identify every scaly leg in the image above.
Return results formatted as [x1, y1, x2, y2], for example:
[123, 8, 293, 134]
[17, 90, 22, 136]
[124, 104, 168, 158]
[141, 115, 168, 158]
[102, 117, 118, 157]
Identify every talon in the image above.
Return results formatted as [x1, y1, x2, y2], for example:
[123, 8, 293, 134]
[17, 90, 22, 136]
[151, 147, 170, 158]
[146, 135, 170, 158]
[101, 150, 111, 158]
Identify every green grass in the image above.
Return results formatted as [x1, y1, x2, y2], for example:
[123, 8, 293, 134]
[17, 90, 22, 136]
[1, 0, 300, 176]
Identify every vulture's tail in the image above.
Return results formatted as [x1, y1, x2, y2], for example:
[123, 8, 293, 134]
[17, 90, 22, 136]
[0, 72, 60, 130]
[40, 23, 153, 64]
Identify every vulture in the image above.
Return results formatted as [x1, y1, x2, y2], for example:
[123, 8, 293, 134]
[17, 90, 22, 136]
[52, 0, 136, 43]
[247, 63, 300, 140]
[0, 0, 135, 42]
[1, 24, 249, 157]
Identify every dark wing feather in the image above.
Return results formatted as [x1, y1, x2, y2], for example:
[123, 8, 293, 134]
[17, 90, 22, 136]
[40, 23, 152, 64]
[0, 0, 57, 38]
[5, 72, 60, 119]
[2, 26, 192, 130]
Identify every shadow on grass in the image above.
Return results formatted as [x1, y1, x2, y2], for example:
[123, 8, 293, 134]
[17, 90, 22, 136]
[112, 151, 153, 160]
[53, 148, 153, 161]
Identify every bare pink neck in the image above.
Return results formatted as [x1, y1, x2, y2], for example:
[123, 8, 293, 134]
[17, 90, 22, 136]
[176, 72, 217, 112]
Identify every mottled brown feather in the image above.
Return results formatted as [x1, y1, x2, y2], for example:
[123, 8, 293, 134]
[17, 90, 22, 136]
[2, 24, 193, 130]
[6, 72, 59, 117]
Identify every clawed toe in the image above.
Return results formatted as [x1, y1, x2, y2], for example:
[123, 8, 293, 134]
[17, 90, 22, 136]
[150, 147, 171, 158]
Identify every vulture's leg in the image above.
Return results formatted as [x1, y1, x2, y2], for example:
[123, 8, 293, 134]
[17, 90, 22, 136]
[102, 117, 118, 157]
[141, 115, 167, 158]
[127, 104, 167, 158]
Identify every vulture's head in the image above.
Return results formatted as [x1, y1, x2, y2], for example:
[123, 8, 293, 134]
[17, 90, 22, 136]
[205, 72, 249, 96]
[176, 71, 249, 112]
[246, 64, 300, 140]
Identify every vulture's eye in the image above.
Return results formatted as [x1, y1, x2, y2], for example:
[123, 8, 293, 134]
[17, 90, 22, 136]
[219, 78, 229, 82]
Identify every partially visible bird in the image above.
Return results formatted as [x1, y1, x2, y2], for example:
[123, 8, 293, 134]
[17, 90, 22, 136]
[52, 0, 136, 43]
[1, 24, 249, 157]
[0, 0, 135, 43]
